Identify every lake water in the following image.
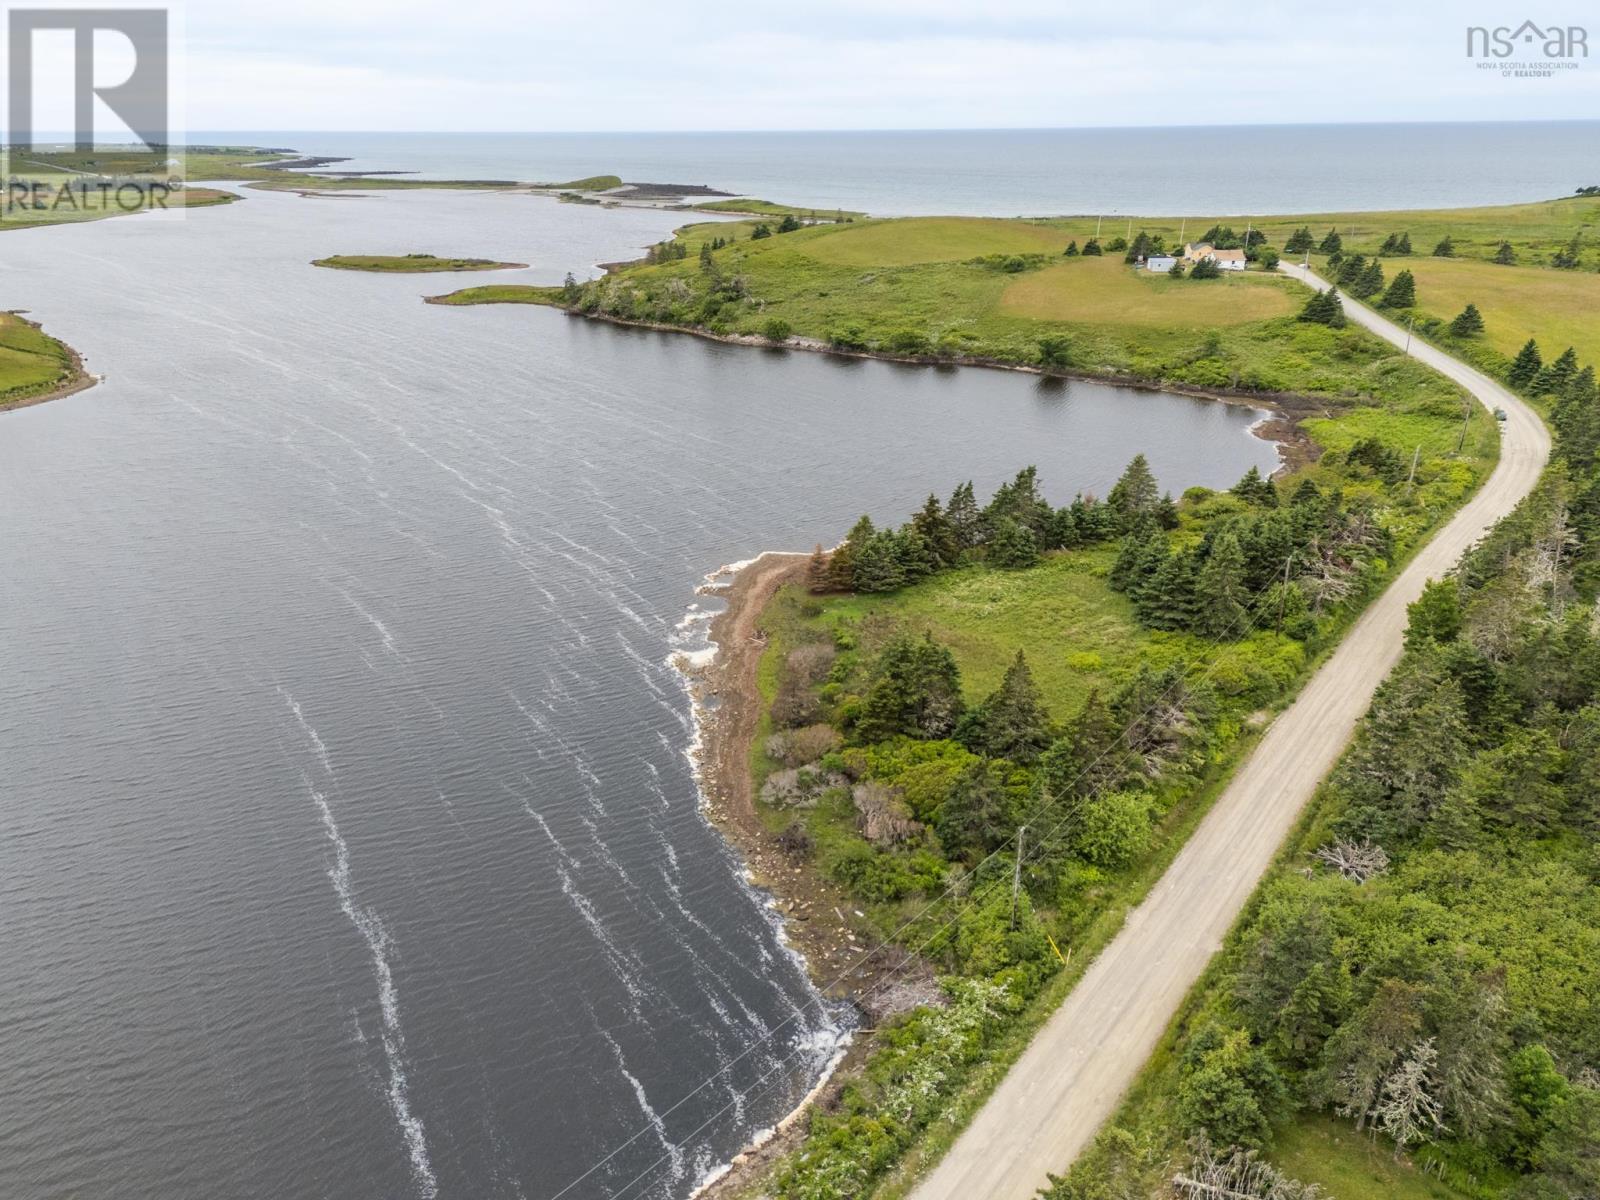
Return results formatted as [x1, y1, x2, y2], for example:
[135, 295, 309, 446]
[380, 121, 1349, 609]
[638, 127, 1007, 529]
[0, 186, 1273, 1199]
[196, 122, 1600, 216]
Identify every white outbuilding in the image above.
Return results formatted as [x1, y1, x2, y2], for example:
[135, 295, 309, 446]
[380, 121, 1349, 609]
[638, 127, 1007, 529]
[1145, 255, 1178, 272]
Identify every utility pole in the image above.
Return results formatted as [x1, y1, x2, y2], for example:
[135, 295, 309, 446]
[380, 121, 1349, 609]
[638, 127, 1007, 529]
[1457, 395, 1473, 453]
[1010, 825, 1027, 929]
[1095, 214, 1103, 238]
[1404, 314, 1415, 355]
[1405, 443, 1421, 494]
[1277, 552, 1294, 632]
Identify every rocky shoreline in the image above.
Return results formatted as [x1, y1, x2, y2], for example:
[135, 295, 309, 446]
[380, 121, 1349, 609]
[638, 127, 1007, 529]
[675, 552, 943, 1198]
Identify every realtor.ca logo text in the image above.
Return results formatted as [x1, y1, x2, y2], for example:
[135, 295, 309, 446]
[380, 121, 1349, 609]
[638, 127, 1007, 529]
[1467, 21, 1588, 78]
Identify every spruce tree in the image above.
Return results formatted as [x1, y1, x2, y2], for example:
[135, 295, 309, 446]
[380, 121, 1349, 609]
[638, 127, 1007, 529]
[1107, 454, 1161, 530]
[1380, 269, 1416, 308]
[1494, 240, 1516, 265]
[1063, 240, 1079, 256]
[1137, 550, 1199, 631]
[945, 481, 981, 551]
[1298, 287, 1347, 328]
[1432, 236, 1455, 257]
[1449, 303, 1484, 337]
[1352, 260, 1385, 299]
[1284, 226, 1314, 254]
[698, 242, 714, 270]
[988, 518, 1040, 569]
[1168, 259, 1185, 278]
[1336, 254, 1366, 287]
[1317, 228, 1343, 254]
[852, 532, 906, 593]
[1533, 347, 1579, 397]
[806, 543, 831, 593]
[961, 651, 1053, 763]
[858, 634, 965, 742]
[1508, 339, 1543, 390]
[829, 514, 876, 590]
[1082, 237, 1103, 256]
[1195, 532, 1249, 639]
[1109, 522, 1166, 595]
[910, 493, 959, 567]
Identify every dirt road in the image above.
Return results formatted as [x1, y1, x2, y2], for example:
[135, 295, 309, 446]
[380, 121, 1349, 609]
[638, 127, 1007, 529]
[910, 265, 1550, 1200]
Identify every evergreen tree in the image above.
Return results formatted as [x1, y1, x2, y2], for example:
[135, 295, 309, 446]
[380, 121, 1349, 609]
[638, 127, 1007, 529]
[1189, 257, 1220, 279]
[1336, 254, 1367, 287]
[829, 514, 876, 590]
[1508, 339, 1543, 390]
[1156, 491, 1180, 529]
[1168, 259, 1185, 278]
[1063, 240, 1079, 256]
[1404, 579, 1462, 648]
[1082, 237, 1103, 256]
[1137, 550, 1200, 631]
[910, 493, 958, 566]
[1352, 259, 1385, 299]
[945, 481, 981, 551]
[1380, 269, 1416, 308]
[806, 543, 831, 594]
[698, 241, 714, 270]
[852, 531, 906, 593]
[959, 651, 1053, 763]
[1298, 287, 1347, 327]
[936, 759, 1015, 858]
[1284, 226, 1314, 254]
[1232, 465, 1279, 507]
[1432, 236, 1455, 257]
[1107, 454, 1161, 530]
[1108, 521, 1166, 594]
[750, 223, 772, 240]
[984, 466, 1051, 537]
[1317, 228, 1343, 254]
[1494, 240, 1516, 265]
[857, 634, 965, 742]
[776, 213, 802, 233]
[988, 518, 1040, 568]
[561, 272, 581, 303]
[1532, 347, 1579, 397]
[1449, 303, 1485, 337]
[1195, 532, 1249, 638]
[1378, 231, 1412, 255]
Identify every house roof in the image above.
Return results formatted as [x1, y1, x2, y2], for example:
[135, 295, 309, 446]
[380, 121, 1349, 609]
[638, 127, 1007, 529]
[1212, 248, 1247, 262]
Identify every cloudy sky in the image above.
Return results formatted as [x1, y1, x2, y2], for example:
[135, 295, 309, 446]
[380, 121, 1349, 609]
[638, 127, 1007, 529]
[20, 0, 1600, 131]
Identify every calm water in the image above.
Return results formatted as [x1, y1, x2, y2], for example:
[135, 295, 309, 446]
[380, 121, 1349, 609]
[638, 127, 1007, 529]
[0, 187, 1273, 1199]
[197, 122, 1600, 216]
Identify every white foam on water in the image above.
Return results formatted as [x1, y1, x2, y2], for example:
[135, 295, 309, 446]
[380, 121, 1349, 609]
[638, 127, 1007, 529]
[600, 1030, 687, 1186]
[308, 780, 439, 1200]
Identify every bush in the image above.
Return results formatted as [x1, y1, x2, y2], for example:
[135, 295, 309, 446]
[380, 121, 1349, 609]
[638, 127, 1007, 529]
[1071, 790, 1153, 868]
[884, 329, 932, 356]
[762, 317, 793, 342]
[766, 723, 843, 767]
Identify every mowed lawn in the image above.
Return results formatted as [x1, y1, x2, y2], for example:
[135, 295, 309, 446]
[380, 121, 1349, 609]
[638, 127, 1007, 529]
[1397, 256, 1600, 364]
[799, 216, 1068, 266]
[1000, 256, 1298, 326]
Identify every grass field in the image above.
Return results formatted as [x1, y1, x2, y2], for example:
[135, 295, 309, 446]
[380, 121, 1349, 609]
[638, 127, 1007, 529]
[1376, 255, 1600, 365]
[0, 313, 84, 406]
[1000, 256, 1298, 326]
[799, 216, 1065, 266]
[1272, 1116, 1474, 1200]
[312, 253, 527, 272]
[691, 198, 866, 221]
[424, 284, 557, 305]
[764, 548, 1159, 722]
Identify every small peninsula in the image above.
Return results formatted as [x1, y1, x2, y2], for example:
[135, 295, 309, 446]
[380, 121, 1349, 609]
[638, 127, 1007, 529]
[312, 254, 528, 273]
[0, 313, 96, 412]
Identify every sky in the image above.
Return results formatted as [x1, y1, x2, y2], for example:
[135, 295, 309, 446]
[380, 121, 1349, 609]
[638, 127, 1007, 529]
[13, 0, 1600, 132]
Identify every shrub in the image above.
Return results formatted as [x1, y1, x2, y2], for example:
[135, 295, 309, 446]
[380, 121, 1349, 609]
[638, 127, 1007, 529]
[761, 317, 793, 342]
[884, 329, 932, 356]
[1071, 790, 1153, 869]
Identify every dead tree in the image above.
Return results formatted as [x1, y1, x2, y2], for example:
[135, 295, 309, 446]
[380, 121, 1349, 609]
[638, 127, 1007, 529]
[1171, 1139, 1323, 1200]
[1314, 838, 1391, 883]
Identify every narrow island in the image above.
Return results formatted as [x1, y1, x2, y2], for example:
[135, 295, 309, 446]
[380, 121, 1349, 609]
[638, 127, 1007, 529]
[312, 253, 528, 273]
[0, 312, 96, 412]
